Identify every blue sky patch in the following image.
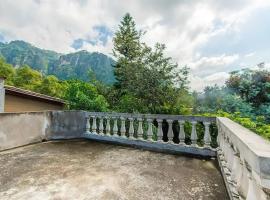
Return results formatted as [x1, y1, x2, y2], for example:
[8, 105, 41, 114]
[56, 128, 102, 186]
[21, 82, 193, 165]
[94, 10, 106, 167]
[71, 25, 113, 50]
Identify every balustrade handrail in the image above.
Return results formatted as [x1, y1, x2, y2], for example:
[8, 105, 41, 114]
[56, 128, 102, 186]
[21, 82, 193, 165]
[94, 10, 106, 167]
[87, 111, 216, 122]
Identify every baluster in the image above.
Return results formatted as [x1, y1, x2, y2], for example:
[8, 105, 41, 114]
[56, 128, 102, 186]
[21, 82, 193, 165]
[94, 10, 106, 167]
[191, 121, 197, 146]
[137, 118, 144, 140]
[105, 117, 111, 135]
[128, 118, 135, 139]
[120, 117, 126, 138]
[147, 118, 153, 141]
[157, 119, 163, 142]
[85, 116, 90, 134]
[203, 122, 211, 147]
[99, 117, 104, 135]
[178, 120, 185, 144]
[167, 119, 174, 143]
[92, 116, 97, 134]
[113, 117, 118, 136]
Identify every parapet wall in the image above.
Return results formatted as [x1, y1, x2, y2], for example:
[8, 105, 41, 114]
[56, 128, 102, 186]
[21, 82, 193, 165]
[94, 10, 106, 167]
[0, 112, 50, 150]
[0, 111, 86, 151]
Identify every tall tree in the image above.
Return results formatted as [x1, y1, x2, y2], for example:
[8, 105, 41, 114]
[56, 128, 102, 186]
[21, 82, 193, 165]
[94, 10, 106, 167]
[113, 13, 142, 91]
[112, 13, 190, 113]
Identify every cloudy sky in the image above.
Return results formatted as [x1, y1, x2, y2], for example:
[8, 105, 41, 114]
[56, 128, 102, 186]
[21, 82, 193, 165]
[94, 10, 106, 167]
[1, 0, 270, 91]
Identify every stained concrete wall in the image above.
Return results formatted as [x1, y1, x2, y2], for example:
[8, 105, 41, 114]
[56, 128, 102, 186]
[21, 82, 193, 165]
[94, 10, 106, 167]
[0, 111, 87, 151]
[46, 110, 87, 140]
[0, 112, 50, 150]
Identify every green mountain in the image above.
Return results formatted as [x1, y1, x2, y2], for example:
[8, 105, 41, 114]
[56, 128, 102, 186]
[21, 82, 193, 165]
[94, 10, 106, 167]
[0, 40, 115, 84]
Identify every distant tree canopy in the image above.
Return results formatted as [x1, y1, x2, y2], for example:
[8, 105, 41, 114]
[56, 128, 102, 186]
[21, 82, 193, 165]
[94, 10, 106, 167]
[226, 69, 270, 108]
[194, 68, 270, 122]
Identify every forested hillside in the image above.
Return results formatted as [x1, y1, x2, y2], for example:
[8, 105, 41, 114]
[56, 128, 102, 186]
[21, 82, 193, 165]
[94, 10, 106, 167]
[0, 40, 115, 84]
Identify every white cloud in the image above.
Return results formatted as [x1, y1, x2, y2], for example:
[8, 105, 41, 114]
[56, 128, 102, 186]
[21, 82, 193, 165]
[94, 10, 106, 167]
[0, 0, 270, 90]
[190, 72, 230, 91]
[189, 54, 239, 77]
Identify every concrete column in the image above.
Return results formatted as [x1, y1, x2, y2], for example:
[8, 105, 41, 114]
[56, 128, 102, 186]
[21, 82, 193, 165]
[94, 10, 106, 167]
[0, 77, 5, 113]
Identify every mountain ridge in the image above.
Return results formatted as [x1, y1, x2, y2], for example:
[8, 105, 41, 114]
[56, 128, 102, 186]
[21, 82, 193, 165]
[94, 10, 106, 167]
[0, 40, 115, 84]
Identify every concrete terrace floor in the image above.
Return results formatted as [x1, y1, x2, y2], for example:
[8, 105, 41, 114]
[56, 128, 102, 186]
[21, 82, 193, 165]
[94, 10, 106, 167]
[0, 140, 229, 200]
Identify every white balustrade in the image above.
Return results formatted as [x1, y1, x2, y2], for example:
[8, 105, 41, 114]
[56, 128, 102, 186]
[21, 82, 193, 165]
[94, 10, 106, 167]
[217, 117, 270, 200]
[86, 113, 216, 148]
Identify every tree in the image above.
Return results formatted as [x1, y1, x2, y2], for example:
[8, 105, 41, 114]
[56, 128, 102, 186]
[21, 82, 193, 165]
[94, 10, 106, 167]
[64, 80, 108, 111]
[226, 69, 270, 108]
[112, 13, 190, 113]
[113, 13, 142, 91]
[0, 57, 15, 85]
[37, 75, 67, 98]
[13, 65, 42, 90]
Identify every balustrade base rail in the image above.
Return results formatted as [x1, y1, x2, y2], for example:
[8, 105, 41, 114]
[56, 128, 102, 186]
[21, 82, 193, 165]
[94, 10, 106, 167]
[83, 132, 216, 158]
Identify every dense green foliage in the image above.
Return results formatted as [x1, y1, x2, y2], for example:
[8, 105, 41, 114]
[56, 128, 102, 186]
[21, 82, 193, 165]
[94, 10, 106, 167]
[194, 69, 270, 139]
[0, 40, 115, 84]
[111, 13, 191, 114]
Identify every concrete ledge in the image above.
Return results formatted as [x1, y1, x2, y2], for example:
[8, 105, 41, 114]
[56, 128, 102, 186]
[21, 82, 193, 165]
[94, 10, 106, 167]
[82, 133, 216, 158]
[216, 151, 238, 200]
